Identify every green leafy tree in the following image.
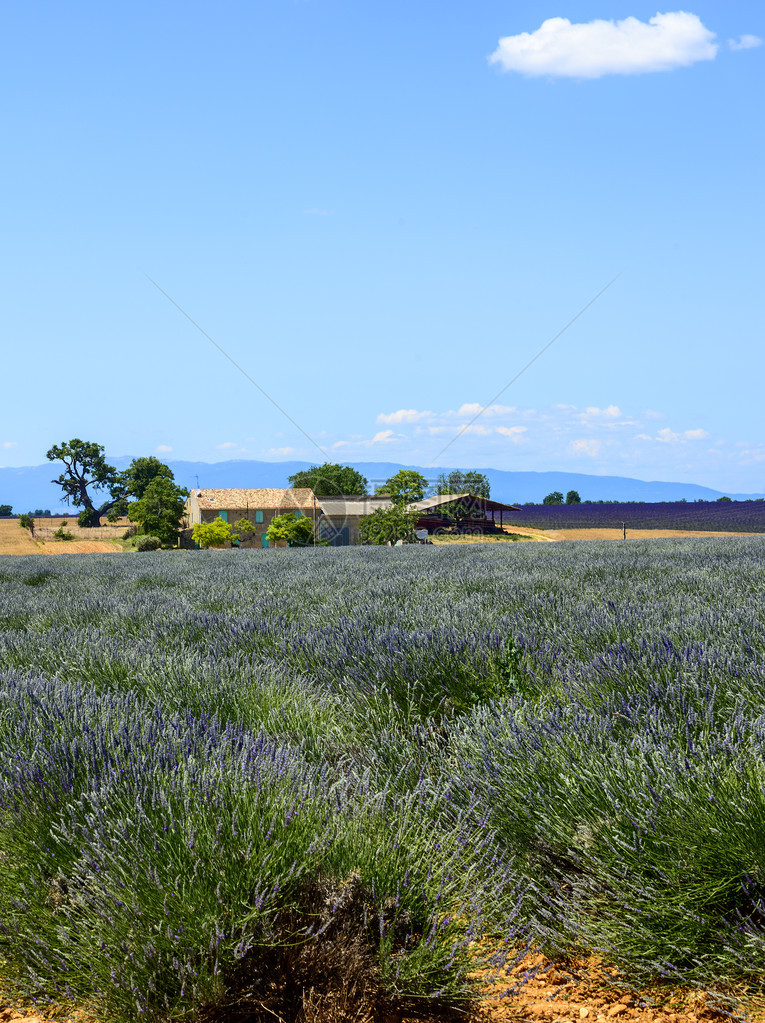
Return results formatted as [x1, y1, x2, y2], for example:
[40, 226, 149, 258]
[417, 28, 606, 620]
[374, 469, 429, 505]
[192, 517, 238, 549]
[359, 506, 418, 545]
[267, 513, 316, 547]
[288, 463, 368, 496]
[0, 504, 12, 516]
[566, 490, 581, 505]
[233, 518, 256, 538]
[128, 477, 188, 546]
[716, 496, 732, 503]
[435, 470, 490, 498]
[543, 491, 564, 505]
[123, 456, 176, 500]
[19, 513, 34, 533]
[47, 439, 127, 527]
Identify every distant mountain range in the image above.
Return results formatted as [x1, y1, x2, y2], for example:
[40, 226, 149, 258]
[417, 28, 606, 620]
[1, 458, 762, 515]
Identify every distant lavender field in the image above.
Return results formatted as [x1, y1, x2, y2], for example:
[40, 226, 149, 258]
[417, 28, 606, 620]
[508, 499, 765, 531]
[2, 540, 765, 1019]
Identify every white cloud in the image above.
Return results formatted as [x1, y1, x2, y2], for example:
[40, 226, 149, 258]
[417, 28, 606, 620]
[738, 447, 765, 463]
[370, 430, 398, 444]
[454, 402, 484, 417]
[489, 12, 718, 79]
[336, 430, 404, 449]
[569, 439, 602, 457]
[656, 427, 709, 444]
[593, 405, 621, 417]
[453, 402, 517, 419]
[657, 427, 680, 444]
[216, 441, 237, 450]
[2, 441, 17, 449]
[266, 446, 296, 456]
[379, 403, 527, 428]
[728, 34, 762, 51]
[155, 444, 172, 453]
[377, 408, 432, 425]
[497, 425, 528, 442]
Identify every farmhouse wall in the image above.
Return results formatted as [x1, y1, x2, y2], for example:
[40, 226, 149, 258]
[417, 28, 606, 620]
[183, 488, 317, 547]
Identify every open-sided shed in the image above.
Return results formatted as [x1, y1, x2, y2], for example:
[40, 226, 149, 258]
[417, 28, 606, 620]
[410, 494, 520, 533]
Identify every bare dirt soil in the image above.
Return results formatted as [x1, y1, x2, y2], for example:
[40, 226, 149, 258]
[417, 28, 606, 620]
[545, 528, 763, 541]
[0, 519, 123, 556]
[480, 953, 760, 1023]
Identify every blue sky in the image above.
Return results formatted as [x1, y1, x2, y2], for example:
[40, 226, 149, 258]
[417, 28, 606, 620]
[1, 1, 763, 491]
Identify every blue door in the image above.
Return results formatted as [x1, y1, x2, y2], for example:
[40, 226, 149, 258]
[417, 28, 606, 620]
[261, 534, 269, 548]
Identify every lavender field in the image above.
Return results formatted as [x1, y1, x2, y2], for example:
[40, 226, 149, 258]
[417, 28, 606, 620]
[508, 499, 765, 532]
[2, 540, 765, 1020]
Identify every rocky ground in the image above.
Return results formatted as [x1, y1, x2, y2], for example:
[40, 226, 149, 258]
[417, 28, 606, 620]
[481, 954, 759, 1023]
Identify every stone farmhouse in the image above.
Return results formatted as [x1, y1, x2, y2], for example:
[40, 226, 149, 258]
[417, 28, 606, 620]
[183, 488, 520, 546]
[183, 488, 317, 548]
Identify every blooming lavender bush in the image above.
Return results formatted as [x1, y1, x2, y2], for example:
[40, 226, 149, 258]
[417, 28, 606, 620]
[0, 669, 526, 1019]
[2, 539, 765, 1014]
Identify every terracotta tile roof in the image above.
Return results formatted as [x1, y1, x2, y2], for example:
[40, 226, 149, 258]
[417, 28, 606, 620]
[191, 488, 316, 512]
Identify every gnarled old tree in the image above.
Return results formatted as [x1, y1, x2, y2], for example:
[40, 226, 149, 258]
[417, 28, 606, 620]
[47, 439, 127, 527]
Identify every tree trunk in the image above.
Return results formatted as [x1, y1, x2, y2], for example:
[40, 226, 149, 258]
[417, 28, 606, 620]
[79, 507, 101, 528]
[94, 498, 120, 524]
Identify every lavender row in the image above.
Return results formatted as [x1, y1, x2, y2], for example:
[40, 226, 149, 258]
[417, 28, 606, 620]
[507, 499, 765, 531]
[2, 540, 765, 1014]
[0, 670, 527, 1019]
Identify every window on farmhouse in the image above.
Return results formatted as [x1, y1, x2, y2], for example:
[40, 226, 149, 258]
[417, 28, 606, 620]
[255, 510, 263, 523]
